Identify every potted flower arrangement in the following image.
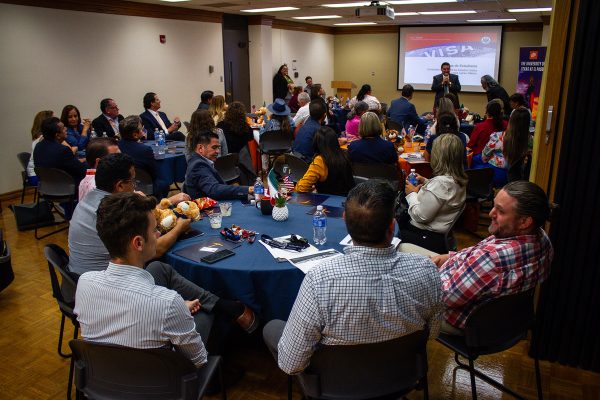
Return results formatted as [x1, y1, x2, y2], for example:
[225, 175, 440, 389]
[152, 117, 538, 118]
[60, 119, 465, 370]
[271, 192, 289, 221]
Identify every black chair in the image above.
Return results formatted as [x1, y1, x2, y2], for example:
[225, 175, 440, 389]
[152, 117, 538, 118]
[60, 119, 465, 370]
[351, 162, 400, 190]
[214, 153, 240, 183]
[290, 330, 429, 400]
[385, 118, 404, 132]
[466, 168, 494, 201]
[273, 153, 310, 183]
[34, 167, 76, 240]
[352, 175, 370, 186]
[44, 244, 79, 400]
[135, 167, 154, 196]
[259, 130, 293, 171]
[17, 152, 37, 203]
[69, 339, 226, 400]
[437, 289, 543, 400]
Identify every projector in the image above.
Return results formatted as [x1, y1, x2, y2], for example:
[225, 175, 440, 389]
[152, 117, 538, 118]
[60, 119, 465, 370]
[355, 2, 395, 21]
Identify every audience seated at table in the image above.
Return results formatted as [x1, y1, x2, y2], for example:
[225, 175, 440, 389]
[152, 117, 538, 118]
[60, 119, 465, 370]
[73, 191, 258, 363]
[26, 110, 54, 185]
[263, 180, 444, 374]
[185, 132, 253, 200]
[429, 98, 459, 138]
[344, 101, 369, 142]
[292, 92, 311, 127]
[481, 107, 532, 187]
[78, 137, 120, 201]
[208, 94, 227, 125]
[295, 126, 355, 196]
[186, 110, 227, 161]
[425, 111, 467, 162]
[259, 98, 295, 137]
[349, 84, 381, 111]
[140, 92, 185, 141]
[60, 104, 91, 152]
[33, 116, 86, 186]
[468, 99, 507, 157]
[398, 134, 467, 254]
[432, 181, 553, 335]
[293, 99, 327, 162]
[387, 84, 432, 135]
[91, 98, 124, 138]
[197, 90, 214, 111]
[218, 101, 253, 154]
[288, 86, 303, 113]
[348, 111, 397, 165]
[443, 92, 468, 121]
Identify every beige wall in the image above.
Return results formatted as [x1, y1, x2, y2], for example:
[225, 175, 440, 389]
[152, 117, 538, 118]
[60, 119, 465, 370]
[0, 3, 225, 193]
[272, 29, 335, 95]
[334, 28, 543, 115]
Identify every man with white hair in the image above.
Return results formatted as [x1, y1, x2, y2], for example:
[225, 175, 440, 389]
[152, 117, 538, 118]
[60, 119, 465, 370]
[292, 92, 311, 126]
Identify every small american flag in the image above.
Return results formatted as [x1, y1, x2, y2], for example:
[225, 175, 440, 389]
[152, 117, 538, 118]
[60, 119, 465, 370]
[281, 174, 295, 193]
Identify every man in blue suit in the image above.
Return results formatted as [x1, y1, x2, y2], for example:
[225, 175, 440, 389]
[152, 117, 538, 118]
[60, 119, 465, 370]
[139, 92, 185, 141]
[387, 84, 432, 134]
[185, 132, 253, 200]
[431, 62, 461, 110]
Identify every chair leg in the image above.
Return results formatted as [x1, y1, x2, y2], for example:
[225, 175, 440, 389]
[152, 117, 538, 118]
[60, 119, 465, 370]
[21, 186, 26, 203]
[468, 358, 478, 400]
[67, 356, 74, 400]
[535, 357, 543, 400]
[219, 360, 227, 400]
[287, 375, 293, 400]
[421, 374, 429, 400]
[57, 314, 71, 358]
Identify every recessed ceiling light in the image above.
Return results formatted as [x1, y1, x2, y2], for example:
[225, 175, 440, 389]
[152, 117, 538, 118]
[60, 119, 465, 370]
[241, 7, 299, 13]
[466, 18, 517, 23]
[508, 7, 552, 13]
[388, 0, 456, 4]
[334, 22, 378, 26]
[419, 10, 477, 15]
[395, 12, 419, 16]
[322, 2, 372, 8]
[293, 15, 342, 20]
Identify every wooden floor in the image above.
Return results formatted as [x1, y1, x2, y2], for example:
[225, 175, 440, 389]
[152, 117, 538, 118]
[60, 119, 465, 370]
[1, 191, 599, 400]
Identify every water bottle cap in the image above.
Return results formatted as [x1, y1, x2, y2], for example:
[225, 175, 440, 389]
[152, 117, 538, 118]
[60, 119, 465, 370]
[316, 205, 323, 211]
[410, 169, 416, 172]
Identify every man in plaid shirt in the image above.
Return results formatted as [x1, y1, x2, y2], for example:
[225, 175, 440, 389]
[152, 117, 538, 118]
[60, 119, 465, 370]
[432, 181, 554, 334]
[263, 181, 444, 374]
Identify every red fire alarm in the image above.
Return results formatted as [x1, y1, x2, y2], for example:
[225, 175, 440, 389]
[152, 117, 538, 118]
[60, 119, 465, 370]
[159, 35, 166, 44]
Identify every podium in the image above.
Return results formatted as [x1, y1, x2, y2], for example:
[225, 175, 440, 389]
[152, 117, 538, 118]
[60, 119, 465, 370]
[331, 81, 355, 101]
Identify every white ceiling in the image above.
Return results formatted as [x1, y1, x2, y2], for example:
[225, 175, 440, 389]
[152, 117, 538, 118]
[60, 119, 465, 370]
[127, 0, 553, 26]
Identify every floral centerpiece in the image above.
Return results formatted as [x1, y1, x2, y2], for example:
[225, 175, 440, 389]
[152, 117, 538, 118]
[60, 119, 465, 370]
[271, 192, 289, 221]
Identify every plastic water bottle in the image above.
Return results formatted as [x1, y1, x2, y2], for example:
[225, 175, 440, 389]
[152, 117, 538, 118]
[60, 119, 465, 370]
[102, 131, 107, 138]
[424, 125, 432, 146]
[253, 178, 264, 205]
[408, 169, 419, 186]
[157, 130, 166, 155]
[312, 205, 327, 246]
[90, 129, 97, 139]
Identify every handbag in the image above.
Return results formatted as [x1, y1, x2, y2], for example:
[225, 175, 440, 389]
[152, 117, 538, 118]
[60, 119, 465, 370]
[394, 190, 411, 226]
[9, 200, 56, 231]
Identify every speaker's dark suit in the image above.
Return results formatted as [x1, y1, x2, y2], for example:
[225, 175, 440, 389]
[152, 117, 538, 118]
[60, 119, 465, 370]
[431, 73, 461, 109]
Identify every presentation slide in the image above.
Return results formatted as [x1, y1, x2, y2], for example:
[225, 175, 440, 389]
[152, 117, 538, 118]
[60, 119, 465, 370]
[397, 26, 503, 93]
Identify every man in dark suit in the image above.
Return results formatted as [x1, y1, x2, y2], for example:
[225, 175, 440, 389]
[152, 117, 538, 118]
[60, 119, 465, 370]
[431, 62, 461, 110]
[185, 132, 253, 200]
[387, 84, 433, 134]
[139, 92, 185, 141]
[33, 117, 86, 185]
[196, 90, 214, 110]
[91, 98, 124, 138]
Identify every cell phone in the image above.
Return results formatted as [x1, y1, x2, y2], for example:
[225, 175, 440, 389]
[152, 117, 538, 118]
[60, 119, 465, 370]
[200, 249, 235, 264]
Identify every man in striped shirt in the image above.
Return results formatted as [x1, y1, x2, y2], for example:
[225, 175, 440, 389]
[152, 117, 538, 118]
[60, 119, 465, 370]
[432, 181, 554, 334]
[74, 193, 207, 366]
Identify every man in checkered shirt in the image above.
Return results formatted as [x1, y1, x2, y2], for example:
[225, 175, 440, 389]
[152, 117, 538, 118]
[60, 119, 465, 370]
[263, 181, 445, 375]
[432, 181, 554, 335]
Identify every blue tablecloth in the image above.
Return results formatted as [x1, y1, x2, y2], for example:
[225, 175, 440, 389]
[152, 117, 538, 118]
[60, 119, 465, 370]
[164, 194, 348, 321]
[144, 141, 187, 196]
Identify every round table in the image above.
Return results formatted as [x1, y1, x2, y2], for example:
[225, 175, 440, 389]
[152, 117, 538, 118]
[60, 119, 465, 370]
[165, 194, 348, 321]
[144, 140, 187, 195]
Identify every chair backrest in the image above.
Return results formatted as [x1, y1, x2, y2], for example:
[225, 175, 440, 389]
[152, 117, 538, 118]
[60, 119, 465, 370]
[352, 175, 370, 186]
[17, 152, 31, 171]
[444, 203, 466, 252]
[44, 244, 78, 317]
[465, 168, 494, 200]
[298, 330, 429, 399]
[35, 167, 76, 197]
[386, 119, 404, 132]
[214, 153, 240, 183]
[284, 153, 309, 182]
[134, 167, 154, 196]
[69, 339, 199, 400]
[259, 130, 293, 153]
[351, 163, 400, 190]
[464, 288, 535, 354]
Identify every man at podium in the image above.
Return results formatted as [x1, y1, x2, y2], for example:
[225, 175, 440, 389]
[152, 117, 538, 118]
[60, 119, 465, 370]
[431, 62, 461, 110]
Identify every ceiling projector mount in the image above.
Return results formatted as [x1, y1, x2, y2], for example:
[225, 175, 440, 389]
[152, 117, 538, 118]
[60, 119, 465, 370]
[354, 1, 395, 21]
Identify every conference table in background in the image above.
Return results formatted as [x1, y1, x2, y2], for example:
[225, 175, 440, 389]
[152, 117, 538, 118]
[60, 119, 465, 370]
[145, 140, 187, 192]
[165, 194, 348, 321]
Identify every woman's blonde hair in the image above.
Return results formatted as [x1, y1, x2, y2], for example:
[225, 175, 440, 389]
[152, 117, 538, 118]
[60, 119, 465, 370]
[208, 95, 226, 124]
[31, 110, 53, 140]
[431, 134, 467, 187]
[358, 111, 382, 138]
